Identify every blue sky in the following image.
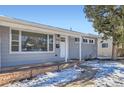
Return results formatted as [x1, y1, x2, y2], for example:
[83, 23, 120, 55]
[0, 5, 97, 34]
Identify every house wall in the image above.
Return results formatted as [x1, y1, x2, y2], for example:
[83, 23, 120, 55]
[0, 25, 98, 67]
[0, 26, 64, 67]
[0, 28, 1, 70]
[68, 36, 97, 60]
[81, 37, 97, 59]
[81, 40, 97, 59]
[69, 37, 79, 59]
[97, 38, 113, 59]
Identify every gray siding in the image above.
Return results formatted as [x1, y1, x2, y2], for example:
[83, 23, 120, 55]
[81, 44, 97, 59]
[69, 37, 79, 59]
[69, 36, 97, 60]
[81, 38, 97, 59]
[0, 26, 64, 67]
[0, 25, 97, 67]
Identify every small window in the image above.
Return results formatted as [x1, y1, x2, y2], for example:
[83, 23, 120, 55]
[49, 35, 53, 51]
[61, 37, 65, 42]
[75, 38, 79, 42]
[89, 39, 94, 44]
[11, 30, 19, 51]
[83, 39, 88, 43]
[102, 43, 108, 48]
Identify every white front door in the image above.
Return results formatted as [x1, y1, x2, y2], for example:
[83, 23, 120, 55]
[60, 37, 66, 58]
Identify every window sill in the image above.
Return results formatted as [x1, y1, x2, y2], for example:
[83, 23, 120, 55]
[9, 51, 55, 54]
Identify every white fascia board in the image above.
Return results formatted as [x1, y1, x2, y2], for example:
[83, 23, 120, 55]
[0, 17, 80, 37]
[0, 16, 98, 38]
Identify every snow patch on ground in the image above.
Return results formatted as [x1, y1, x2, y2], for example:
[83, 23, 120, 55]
[5, 67, 81, 87]
[4, 60, 124, 87]
[83, 60, 124, 87]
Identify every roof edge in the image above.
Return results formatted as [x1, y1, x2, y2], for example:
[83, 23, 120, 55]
[0, 15, 98, 38]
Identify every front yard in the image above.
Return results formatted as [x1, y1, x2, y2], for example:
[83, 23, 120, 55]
[4, 60, 124, 87]
[66, 60, 124, 87]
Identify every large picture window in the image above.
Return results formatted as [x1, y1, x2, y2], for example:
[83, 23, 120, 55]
[21, 31, 48, 51]
[11, 30, 54, 52]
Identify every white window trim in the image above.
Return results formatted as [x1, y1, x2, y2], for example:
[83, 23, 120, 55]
[47, 34, 49, 51]
[19, 30, 22, 52]
[53, 34, 55, 52]
[9, 28, 55, 54]
[9, 27, 12, 53]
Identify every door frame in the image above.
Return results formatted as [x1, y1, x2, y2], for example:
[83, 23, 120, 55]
[60, 35, 69, 62]
[60, 36, 66, 58]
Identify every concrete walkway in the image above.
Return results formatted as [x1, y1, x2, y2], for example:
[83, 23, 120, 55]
[62, 65, 98, 87]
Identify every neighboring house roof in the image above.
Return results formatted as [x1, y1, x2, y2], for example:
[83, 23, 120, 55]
[0, 15, 98, 38]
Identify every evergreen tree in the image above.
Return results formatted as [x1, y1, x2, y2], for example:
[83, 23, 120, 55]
[84, 5, 124, 59]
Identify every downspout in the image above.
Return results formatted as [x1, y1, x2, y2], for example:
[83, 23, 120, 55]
[79, 36, 82, 61]
[65, 36, 68, 62]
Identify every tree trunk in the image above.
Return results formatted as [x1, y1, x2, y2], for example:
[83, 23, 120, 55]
[112, 43, 117, 60]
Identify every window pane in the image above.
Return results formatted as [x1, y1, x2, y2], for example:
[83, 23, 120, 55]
[12, 46, 19, 51]
[89, 40, 94, 43]
[40, 34, 47, 51]
[49, 35, 53, 51]
[75, 38, 79, 42]
[21, 31, 47, 51]
[61, 37, 65, 42]
[11, 30, 19, 52]
[11, 30, 19, 40]
[12, 41, 19, 46]
[102, 43, 108, 48]
[83, 39, 87, 43]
